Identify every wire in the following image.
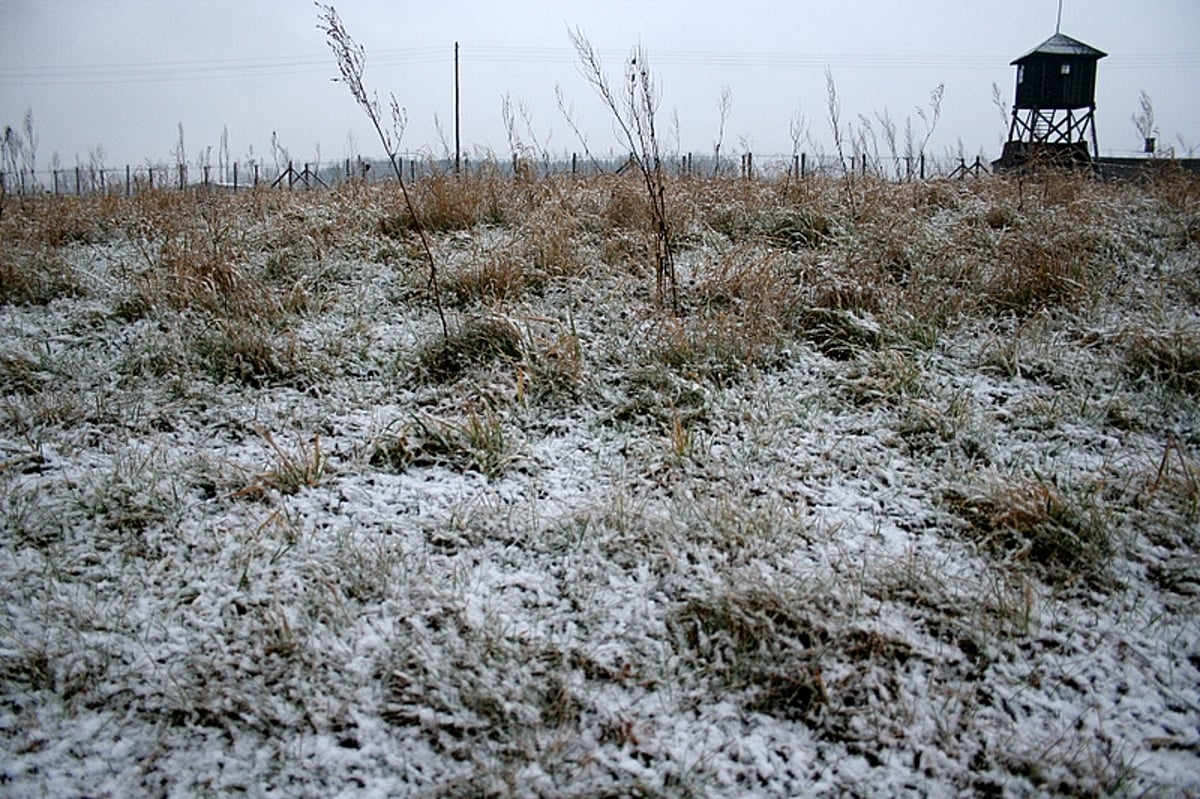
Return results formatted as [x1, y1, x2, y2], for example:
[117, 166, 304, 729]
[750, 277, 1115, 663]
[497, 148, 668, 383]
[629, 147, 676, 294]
[2, 45, 1197, 86]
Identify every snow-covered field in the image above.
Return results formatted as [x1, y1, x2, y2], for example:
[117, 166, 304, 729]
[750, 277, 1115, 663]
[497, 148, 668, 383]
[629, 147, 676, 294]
[2, 171, 1198, 797]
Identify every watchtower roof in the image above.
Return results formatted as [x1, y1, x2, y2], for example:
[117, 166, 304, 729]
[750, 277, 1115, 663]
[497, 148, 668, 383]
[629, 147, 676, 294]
[1012, 32, 1107, 64]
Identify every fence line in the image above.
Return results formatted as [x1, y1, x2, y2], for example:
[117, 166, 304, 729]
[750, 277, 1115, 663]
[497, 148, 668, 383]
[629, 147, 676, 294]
[0, 152, 986, 198]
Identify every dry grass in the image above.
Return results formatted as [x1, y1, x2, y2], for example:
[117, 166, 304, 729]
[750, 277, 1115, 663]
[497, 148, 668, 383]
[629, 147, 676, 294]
[1118, 325, 1200, 396]
[3, 167, 1200, 797]
[945, 475, 1115, 588]
[416, 315, 524, 382]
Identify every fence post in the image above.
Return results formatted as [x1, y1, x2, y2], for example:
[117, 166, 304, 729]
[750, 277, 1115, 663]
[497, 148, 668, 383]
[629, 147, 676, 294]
[126, 165, 131, 195]
[254, 163, 259, 186]
[203, 165, 210, 186]
[233, 161, 239, 191]
[919, 153, 925, 180]
[801, 152, 807, 178]
[75, 166, 81, 195]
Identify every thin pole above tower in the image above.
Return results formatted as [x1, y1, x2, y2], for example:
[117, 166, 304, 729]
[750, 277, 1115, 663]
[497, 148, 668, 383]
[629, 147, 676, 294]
[454, 42, 461, 175]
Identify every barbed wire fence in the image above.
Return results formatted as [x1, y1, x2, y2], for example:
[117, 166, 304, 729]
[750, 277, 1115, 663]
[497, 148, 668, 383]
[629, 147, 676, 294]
[0, 150, 985, 198]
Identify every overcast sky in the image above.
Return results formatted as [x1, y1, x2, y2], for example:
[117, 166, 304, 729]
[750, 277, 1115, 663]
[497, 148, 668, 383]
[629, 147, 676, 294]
[1, 0, 1198, 172]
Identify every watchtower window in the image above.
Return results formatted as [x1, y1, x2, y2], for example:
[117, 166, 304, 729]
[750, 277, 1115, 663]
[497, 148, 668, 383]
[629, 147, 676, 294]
[1018, 65, 1025, 83]
[1060, 63, 1072, 75]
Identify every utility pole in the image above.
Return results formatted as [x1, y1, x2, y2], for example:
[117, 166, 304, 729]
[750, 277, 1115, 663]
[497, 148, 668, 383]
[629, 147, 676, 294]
[454, 41, 461, 175]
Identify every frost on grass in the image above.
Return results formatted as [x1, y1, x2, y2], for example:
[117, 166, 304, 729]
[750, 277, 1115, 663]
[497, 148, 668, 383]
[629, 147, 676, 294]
[1, 174, 1200, 797]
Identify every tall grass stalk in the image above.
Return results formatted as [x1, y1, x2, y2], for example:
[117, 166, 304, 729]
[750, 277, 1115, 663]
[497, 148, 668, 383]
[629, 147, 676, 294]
[569, 29, 678, 312]
[318, 3, 448, 338]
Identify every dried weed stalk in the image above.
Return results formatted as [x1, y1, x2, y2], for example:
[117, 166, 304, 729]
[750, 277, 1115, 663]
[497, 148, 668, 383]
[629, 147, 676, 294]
[569, 29, 678, 311]
[317, 3, 448, 338]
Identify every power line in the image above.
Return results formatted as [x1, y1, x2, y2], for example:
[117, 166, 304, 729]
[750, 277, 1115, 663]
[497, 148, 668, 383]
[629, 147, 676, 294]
[2, 45, 1197, 87]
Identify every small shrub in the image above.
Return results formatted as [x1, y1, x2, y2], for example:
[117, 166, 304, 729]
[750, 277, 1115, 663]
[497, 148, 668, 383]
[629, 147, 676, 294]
[0, 350, 55, 395]
[613, 363, 707, 426]
[194, 318, 307, 388]
[0, 247, 86, 305]
[525, 213, 583, 278]
[653, 310, 784, 385]
[442, 253, 536, 307]
[840, 347, 927, 407]
[946, 476, 1114, 587]
[369, 411, 516, 478]
[254, 431, 328, 495]
[982, 229, 1096, 313]
[416, 316, 523, 382]
[601, 177, 651, 230]
[982, 205, 1020, 230]
[672, 586, 830, 722]
[1136, 436, 1200, 539]
[761, 209, 832, 250]
[521, 327, 584, 401]
[798, 307, 883, 361]
[1119, 326, 1200, 396]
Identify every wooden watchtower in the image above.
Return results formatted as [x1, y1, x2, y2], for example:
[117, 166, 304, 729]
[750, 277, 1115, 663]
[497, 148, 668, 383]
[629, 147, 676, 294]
[999, 31, 1106, 169]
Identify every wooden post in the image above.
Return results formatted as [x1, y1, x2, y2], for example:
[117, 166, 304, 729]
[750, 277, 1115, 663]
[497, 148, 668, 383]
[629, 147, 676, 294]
[801, 152, 807, 178]
[203, 165, 210, 185]
[126, 165, 131, 195]
[53, 169, 59, 195]
[178, 163, 185, 190]
[288, 161, 295, 188]
[572, 152, 577, 175]
[75, 166, 81, 195]
[919, 153, 925, 180]
[254, 163, 259, 186]
[233, 162, 239, 190]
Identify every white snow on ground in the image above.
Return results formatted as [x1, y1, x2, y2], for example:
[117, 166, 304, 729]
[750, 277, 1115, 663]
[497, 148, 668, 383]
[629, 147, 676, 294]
[2, 175, 1199, 797]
